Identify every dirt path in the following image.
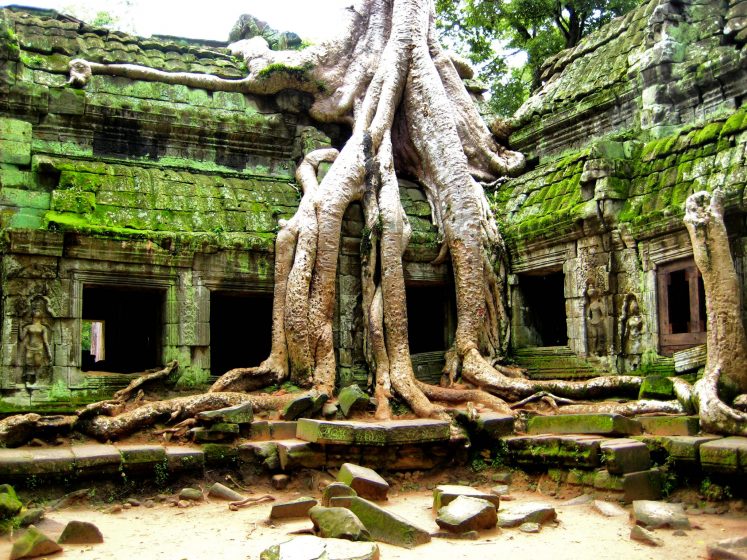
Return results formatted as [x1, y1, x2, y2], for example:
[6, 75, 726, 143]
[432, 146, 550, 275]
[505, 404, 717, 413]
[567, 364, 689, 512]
[2, 485, 745, 560]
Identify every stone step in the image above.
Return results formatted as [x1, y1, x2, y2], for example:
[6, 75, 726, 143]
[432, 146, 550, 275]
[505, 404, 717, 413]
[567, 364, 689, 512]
[674, 344, 707, 373]
[527, 413, 643, 436]
[505, 434, 607, 468]
[0, 444, 203, 481]
[296, 418, 451, 445]
[635, 415, 700, 436]
[513, 346, 603, 380]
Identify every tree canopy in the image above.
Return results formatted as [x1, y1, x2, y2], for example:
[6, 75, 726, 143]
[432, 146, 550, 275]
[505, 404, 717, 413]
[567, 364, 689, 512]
[435, 0, 637, 116]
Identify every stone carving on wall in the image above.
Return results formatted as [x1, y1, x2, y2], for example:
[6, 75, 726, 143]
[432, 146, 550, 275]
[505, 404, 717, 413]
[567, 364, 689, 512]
[18, 295, 53, 385]
[619, 293, 644, 371]
[585, 281, 607, 356]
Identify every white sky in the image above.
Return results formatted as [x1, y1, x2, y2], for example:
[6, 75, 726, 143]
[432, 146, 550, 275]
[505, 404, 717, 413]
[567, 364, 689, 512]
[2, 0, 353, 42]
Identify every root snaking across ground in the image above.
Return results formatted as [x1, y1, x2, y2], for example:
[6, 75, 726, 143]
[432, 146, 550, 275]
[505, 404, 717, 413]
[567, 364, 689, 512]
[1, 0, 742, 442]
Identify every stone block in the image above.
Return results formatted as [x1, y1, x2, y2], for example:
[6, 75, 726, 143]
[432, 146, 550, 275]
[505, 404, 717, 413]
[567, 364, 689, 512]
[334, 496, 431, 548]
[700, 437, 747, 473]
[622, 469, 662, 502]
[0, 448, 74, 478]
[505, 434, 604, 468]
[238, 441, 278, 470]
[270, 497, 318, 519]
[71, 444, 121, 475]
[638, 376, 674, 400]
[593, 470, 624, 491]
[337, 463, 389, 501]
[496, 502, 557, 528]
[250, 420, 271, 440]
[636, 415, 700, 436]
[666, 435, 722, 464]
[165, 447, 204, 473]
[632, 500, 690, 529]
[116, 444, 166, 475]
[383, 419, 452, 444]
[277, 440, 325, 471]
[433, 483, 500, 510]
[436, 495, 497, 533]
[474, 413, 515, 438]
[601, 439, 651, 474]
[270, 421, 298, 440]
[527, 414, 642, 436]
[298, 419, 357, 444]
[322, 483, 357, 507]
[259, 536, 379, 560]
[338, 384, 370, 417]
[0, 139, 31, 165]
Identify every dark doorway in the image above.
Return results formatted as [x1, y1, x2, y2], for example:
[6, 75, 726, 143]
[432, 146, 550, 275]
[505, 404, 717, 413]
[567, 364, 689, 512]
[210, 291, 273, 376]
[82, 286, 163, 373]
[405, 284, 455, 354]
[520, 272, 568, 346]
[657, 259, 707, 355]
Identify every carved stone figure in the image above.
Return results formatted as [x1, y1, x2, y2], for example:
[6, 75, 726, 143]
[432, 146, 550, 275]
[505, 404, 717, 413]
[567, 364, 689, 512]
[19, 297, 53, 385]
[586, 284, 607, 356]
[621, 294, 643, 370]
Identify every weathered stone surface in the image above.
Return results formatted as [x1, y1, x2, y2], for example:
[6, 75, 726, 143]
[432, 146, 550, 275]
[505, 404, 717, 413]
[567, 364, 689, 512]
[337, 464, 389, 501]
[179, 488, 204, 502]
[700, 437, 747, 473]
[165, 447, 204, 473]
[519, 522, 541, 533]
[436, 495, 497, 533]
[505, 434, 604, 468]
[116, 444, 166, 475]
[674, 344, 707, 373]
[71, 444, 121, 474]
[593, 500, 627, 517]
[338, 385, 370, 417]
[333, 496, 431, 548]
[278, 440, 325, 471]
[10, 526, 62, 559]
[322, 483, 358, 507]
[260, 536, 379, 560]
[271, 421, 299, 440]
[630, 525, 663, 547]
[622, 469, 663, 502]
[433, 485, 500, 510]
[633, 500, 691, 529]
[196, 402, 254, 424]
[309, 505, 370, 541]
[283, 395, 316, 421]
[57, 520, 104, 544]
[666, 436, 722, 464]
[270, 497, 318, 519]
[707, 536, 747, 560]
[240, 441, 280, 470]
[0, 484, 22, 519]
[272, 474, 290, 490]
[636, 416, 700, 436]
[527, 414, 642, 436]
[17, 508, 44, 527]
[496, 502, 557, 528]
[207, 482, 244, 501]
[296, 419, 449, 446]
[638, 376, 674, 400]
[491, 485, 510, 497]
[601, 439, 651, 474]
[0, 448, 75, 477]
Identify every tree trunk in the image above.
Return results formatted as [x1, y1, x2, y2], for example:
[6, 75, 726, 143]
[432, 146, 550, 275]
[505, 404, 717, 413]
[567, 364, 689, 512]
[685, 190, 747, 435]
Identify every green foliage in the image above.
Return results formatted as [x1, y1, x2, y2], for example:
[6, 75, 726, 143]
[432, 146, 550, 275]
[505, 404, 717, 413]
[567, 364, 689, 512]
[700, 478, 732, 502]
[435, 0, 637, 116]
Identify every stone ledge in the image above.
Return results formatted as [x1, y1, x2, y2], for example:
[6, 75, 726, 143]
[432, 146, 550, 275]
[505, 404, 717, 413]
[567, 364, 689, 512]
[527, 414, 642, 436]
[296, 418, 450, 446]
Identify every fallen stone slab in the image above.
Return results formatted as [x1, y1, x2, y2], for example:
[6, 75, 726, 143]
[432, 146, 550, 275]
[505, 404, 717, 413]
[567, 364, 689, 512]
[270, 497, 318, 519]
[0, 484, 22, 519]
[519, 522, 541, 533]
[433, 485, 500, 510]
[207, 482, 244, 501]
[322, 483, 358, 506]
[260, 535, 379, 560]
[622, 469, 663, 502]
[497, 502, 557, 528]
[57, 520, 104, 544]
[10, 526, 62, 560]
[333, 496, 431, 548]
[700, 437, 747, 473]
[433, 530, 480, 540]
[436, 495, 497, 534]
[593, 500, 627, 517]
[337, 464, 389, 501]
[309, 505, 371, 541]
[338, 385, 370, 417]
[17, 508, 44, 527]
[527, 414, 642, 436]
[633, 500, 690, 530]
[282, 395, 316, 421]
[630, 525, 663, 547]
[196, 402, 254, 425]
[601, 439, 651, 474]
[707, 535, 747, 560]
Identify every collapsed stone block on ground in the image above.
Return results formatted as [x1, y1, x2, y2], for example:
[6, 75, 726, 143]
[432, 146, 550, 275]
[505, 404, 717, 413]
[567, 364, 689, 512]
[333, 496, 431, 548]
[436, 495, 497, 533]
[337, 463, 389, 500]
[270, 497, 318, 519]
[433, 485, 500, 510]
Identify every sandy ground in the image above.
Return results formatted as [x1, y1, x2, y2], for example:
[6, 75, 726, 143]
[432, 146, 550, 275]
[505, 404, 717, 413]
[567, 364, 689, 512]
[2, 477, 746, 560]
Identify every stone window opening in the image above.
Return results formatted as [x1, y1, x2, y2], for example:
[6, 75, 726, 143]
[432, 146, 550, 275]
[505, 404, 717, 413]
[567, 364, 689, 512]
[210, 291, 272, 377]
[517, 271, 568, 347]
[81, 285, 164, 374]
[405, 283, 456, 355]
[657, 259, 707, 355]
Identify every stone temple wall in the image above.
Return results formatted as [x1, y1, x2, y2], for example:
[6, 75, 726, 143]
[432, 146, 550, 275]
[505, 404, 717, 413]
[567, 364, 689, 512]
[0, 7, 444, 410]
[500, 0, 747, 373]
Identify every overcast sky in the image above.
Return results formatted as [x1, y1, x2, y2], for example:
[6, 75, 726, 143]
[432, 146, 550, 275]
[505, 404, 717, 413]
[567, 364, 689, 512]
[3, 0, 353, 41]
